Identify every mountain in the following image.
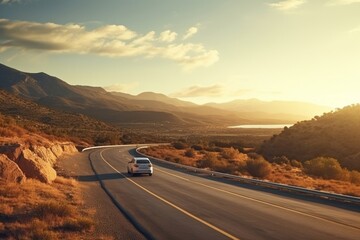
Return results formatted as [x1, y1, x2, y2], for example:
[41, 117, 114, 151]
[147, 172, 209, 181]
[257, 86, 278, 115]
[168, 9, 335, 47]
[0, 89, 118, 145]
[259, 104, 360, 171]
[206, 99, 332, 122]
[0, 63, 329, 126]
[111, 91, 196, 107]
[0, 63, 189, 124]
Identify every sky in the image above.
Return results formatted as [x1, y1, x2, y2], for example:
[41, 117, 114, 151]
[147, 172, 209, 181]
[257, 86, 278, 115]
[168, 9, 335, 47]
[1, 0, 360, 108]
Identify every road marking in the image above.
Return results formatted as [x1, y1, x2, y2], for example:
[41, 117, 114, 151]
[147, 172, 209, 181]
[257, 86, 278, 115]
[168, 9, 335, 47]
[154, 167, 360, 231]
[99, 150, 240, 240]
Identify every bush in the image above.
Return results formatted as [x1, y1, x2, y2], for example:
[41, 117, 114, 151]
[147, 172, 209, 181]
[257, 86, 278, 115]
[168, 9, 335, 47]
[290, 160, 303, 168]
[246, 157, 272, 178]
[350, 170, 360, 184]
[272, 156, 290, 165]
[173, 142, 187, 150]
[184, 148, 196, 158]
[198, 152, 218, 169]
[221, 147, 240, 160]
[304, 157, 343, 180]
[191, 145, 203, 151]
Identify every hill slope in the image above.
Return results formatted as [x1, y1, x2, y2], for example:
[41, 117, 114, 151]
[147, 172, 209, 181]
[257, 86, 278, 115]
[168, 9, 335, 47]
[259, 104, 360, 170]
[0, 90, 119, 145]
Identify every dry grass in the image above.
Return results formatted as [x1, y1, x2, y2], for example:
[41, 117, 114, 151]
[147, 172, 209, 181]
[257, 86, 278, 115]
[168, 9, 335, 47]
[0, 176, 100, 239]
[141, 145, 360, 197]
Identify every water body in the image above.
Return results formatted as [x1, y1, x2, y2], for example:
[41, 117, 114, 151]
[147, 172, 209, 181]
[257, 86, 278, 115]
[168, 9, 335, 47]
[228, 124, 293, 129]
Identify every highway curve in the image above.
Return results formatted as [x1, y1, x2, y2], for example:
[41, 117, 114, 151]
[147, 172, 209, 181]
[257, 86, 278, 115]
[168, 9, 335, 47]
[88, 146, 360, 240]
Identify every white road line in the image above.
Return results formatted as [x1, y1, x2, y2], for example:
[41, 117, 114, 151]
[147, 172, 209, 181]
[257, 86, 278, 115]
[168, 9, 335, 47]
[99, 150, 240, 240]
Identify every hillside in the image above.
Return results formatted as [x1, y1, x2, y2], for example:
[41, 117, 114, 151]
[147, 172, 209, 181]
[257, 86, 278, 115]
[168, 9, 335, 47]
[259, 104, 360, 171]
[0, 90, 119, 145]
[0, 63, 243, 125]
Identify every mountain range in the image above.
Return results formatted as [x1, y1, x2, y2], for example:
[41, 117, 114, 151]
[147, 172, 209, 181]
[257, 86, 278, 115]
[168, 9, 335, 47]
[0, 63, 331, 126]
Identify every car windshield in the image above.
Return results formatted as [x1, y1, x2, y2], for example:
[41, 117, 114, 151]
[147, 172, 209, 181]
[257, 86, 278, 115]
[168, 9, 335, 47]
[137, 160, 150, 164]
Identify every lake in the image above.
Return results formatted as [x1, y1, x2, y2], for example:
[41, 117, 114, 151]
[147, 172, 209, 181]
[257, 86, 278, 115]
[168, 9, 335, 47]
[228, 124, 293, 129]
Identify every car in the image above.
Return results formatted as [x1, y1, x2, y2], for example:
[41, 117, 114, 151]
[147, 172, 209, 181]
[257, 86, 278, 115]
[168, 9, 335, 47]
[127, 157, 153, 176]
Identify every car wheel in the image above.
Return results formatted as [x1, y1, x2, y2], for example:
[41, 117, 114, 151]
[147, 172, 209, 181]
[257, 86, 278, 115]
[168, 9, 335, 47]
[149, 173, 153, 176]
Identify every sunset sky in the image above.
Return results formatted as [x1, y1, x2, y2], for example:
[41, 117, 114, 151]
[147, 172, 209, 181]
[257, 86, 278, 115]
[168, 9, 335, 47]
[1, 0, 360, 108]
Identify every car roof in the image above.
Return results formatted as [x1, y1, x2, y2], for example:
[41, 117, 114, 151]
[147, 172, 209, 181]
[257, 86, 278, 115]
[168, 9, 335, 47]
[133, 157, 150, 161]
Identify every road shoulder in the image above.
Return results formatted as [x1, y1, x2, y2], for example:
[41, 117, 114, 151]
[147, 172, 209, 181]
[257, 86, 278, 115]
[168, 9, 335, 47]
[56, 151, 146, 240]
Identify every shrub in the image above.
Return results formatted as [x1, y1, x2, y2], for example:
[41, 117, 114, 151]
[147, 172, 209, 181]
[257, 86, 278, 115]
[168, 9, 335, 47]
[191, 145, 203, 151]
[272, 156, 290, 165]
[290, 160, 303, 168]
[350, 170, 360, 184]
[184, 148, 196, 158]
[61, 217, 93, 232]
[198, 152, 218, 169]
[304, 157, 343, 180]
[172, 142, 187, 150]
[221, 147, 240, 160]
[246, 157, 272, 178]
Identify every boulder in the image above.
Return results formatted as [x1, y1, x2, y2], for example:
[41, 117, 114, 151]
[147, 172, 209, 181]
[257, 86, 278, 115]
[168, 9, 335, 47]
[16, 149, 56, 183]
[32, 146, 57, 165]
[62, 144, 78, 153]
[50, 144, 63, 158]
[0, 154, 26, 183]
[0, 144, 23, 161]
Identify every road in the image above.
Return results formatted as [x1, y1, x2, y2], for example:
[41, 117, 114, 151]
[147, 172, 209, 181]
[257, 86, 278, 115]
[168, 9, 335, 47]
[88, 146, 360, 240]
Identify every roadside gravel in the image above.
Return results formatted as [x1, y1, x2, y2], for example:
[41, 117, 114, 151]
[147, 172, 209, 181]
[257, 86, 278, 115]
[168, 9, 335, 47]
[56, 151, 146, 240]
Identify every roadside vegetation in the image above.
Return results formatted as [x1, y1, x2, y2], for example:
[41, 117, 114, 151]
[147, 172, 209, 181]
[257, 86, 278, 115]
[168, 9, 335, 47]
[140, 142, 360, 197]
[0, 177, 110, 240]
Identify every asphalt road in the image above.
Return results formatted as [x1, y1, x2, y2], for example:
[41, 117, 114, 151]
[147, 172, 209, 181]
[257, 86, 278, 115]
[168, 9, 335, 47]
[88, 146, 360, 240]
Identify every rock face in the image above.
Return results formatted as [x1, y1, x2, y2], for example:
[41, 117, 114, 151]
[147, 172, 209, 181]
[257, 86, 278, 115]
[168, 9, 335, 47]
[0, 142, 78, 184]
[16, 149, 57, 183]
[0, 154, 26, 183]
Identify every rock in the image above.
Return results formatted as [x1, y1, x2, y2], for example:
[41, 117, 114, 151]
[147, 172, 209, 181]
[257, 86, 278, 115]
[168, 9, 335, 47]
[0, 154, 26, 183]
[33, 145, 57, 165]
[62, 144, 78, 153]
[0, 144, 23, 161]
[16, 149, 56, 183]
[50, 144, 63, 158]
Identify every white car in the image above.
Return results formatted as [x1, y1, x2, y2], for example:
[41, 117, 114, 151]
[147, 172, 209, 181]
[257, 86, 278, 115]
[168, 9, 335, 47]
[127, 157, 153, 176]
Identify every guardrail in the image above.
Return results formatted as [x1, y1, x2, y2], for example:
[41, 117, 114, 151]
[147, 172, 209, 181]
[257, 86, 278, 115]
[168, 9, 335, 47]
[136, 146, 360, 205]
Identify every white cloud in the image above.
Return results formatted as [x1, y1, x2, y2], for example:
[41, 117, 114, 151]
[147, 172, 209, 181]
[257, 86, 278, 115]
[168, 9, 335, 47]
[171, 85, 224, 98]
[0, 19, 218, 70]
[327, 0, 360, 5]
[159, 30, 177, 42]
[0, 0, 21, 4]
[269, 0, 306, 10]
[183, 27, 198, 40]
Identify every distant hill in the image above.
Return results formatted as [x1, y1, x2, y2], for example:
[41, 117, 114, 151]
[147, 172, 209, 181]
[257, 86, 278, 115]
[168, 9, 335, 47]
[0, 89, 119, 145]
[259, 104, 360, 170]
[206, 99, 332, 122]
[111, 91, 196, 107]
[0, 63, 330, 126]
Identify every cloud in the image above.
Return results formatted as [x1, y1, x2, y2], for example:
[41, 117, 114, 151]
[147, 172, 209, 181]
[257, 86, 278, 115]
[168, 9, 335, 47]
[269, 0, 306, 10]
[327, 0, 360, 5]
[0, 0, 21, 4]
[0, 19, 218, 70]
[183, 27, 198, 40]
[171, 85, 224, 98]
[159, 30, 177, 42]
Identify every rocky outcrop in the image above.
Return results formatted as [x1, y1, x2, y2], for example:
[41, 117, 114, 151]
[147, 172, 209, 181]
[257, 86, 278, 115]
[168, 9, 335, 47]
[0, 142, 78, 184]
[16, 149, 57, 183]
[0, 154, 26, 183]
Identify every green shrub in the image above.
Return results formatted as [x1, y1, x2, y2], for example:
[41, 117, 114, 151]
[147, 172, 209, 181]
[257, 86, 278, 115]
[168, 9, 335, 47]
[304, 157, 343, 180]
[246, 157, 272, 178]
[290, 160, 303, 168]
[272, 156, 290, 165]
